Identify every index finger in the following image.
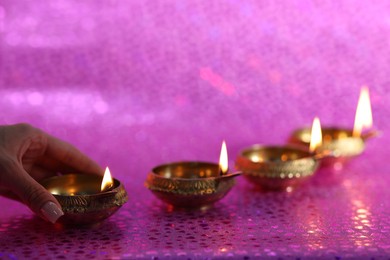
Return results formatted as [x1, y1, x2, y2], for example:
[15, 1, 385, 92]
[44, 134, 103, 176]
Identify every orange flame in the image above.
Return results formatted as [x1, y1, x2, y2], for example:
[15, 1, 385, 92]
[310, 117, 322, 152]
[101, 167, 114, 192]
[353, 87, 373, 137]
[219, 140, 228, 174]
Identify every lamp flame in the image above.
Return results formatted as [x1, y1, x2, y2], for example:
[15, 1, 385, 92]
[219, 140, 228, 175]
[101, 167, 114, 192]
[353, 87, 373, 137]
[309, 117, 322, 152]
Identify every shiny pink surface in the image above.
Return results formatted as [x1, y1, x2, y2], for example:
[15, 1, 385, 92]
[1, 1, 390, 259]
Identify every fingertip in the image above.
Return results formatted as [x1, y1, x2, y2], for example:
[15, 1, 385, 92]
[3, 159, 64, 224]
[40, 201, 64, 223]
[10, 170, 64, 223]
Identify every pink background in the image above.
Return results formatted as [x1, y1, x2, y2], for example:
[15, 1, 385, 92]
[0, 1, 389, 258]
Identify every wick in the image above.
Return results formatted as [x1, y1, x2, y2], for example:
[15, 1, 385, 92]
[101, 184, 114, 193]
[219, 168, 228, 176]
[361, 129, 381, 141]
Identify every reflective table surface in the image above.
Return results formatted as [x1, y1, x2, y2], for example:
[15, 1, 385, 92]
[0, 1, 389, 259]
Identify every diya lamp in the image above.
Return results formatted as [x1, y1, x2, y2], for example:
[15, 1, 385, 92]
[40, 167, 128, 225]
[236, 117, 324, 191]
[289, 87, 379, 167]
[145, 141, 240, 208]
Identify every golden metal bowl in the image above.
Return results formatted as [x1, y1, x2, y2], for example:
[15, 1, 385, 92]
[235, 145, 319, 190]
[40, 174, 128, 225]
[288, 127, 376, 166]
[145, 161, 240, 208]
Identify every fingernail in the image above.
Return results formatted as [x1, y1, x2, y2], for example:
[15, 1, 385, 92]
[40, 201, 64, 223]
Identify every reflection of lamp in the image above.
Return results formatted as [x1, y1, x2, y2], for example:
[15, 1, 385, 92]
[304, 208, 324, 251]
[342, 180, 373, 248]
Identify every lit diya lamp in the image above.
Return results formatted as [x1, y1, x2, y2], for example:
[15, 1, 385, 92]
[40, 167, 128, 225]
[145, 141, 240, 208]
[236, 117, 324, 190]
[289, 87, 379, 167]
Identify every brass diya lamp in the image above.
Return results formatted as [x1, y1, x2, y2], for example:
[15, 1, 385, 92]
[289, 87, 378, 167]
[236, 117, 324, 190]
[145, 141, 240, 208]
[40, 167, 128, 225]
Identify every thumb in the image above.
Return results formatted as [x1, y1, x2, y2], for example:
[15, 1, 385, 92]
[8, 165, 64, 223]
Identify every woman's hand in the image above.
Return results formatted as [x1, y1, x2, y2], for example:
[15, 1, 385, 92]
[0, 123, 103, 223]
